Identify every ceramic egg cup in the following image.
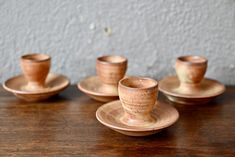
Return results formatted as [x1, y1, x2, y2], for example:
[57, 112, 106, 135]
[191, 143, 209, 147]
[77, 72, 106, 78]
[159, 56, 225, 105]
[96, 77, 179, 136]
[96, 100, 179, 136]
[3, 54, 70, 102]
[78, 55, 127, 102]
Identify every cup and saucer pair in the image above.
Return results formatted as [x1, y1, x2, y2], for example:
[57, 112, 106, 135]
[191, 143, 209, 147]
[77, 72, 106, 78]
[159, 56, 225, 105]
[3, 54, 70, 102]
[78, 55, 127, 102]
[96, 76, 179, 136]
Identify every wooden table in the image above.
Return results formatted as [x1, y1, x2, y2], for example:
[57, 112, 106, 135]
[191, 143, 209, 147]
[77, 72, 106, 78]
[0, 85, 234, 157]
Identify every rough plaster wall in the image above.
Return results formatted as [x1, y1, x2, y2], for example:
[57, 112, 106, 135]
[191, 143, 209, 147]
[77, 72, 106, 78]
[0, 0, 234, 85]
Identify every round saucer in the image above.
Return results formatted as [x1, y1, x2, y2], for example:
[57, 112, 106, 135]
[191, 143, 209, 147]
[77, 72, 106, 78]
[77, 76, 119, 102]
[159, 76, 226, 105]
[96, 100, 179, 136]
[3, 73, 70, 102]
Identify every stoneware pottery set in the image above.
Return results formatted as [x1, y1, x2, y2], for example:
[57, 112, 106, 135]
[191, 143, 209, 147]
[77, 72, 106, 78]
[3, 54, 225, 136]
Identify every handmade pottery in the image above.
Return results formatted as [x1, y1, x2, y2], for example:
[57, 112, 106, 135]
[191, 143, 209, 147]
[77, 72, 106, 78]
[96, 100, 179, 136]
[3, 73, 70, 102]
[159, 55, 225, 104]
[175, 55, 207, 94]
[96, 55, 127, 85]
[20, 53, 51, 91]
[159, 76, 225, 104]
[78, 55, 128, 102]
[118, 77, 158, 126]
[77, 76, 119, 102]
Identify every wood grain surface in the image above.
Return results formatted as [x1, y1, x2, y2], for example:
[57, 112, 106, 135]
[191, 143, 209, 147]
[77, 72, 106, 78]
[0, 85, 234, 157]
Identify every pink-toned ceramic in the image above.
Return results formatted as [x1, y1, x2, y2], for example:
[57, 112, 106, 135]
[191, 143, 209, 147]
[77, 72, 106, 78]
[175, 55, 207, 94]
[96, 100, 179, 136]
[159, 55, 225, 105]
[20, 53, 51, 91]
[96, 55, 127, 85]
[77, 76, 119, 102]
[118, 76, 158, 126]
[3, 73, 70, 102]
[78, 55, 128, 102]
[159, 76, 225, 104]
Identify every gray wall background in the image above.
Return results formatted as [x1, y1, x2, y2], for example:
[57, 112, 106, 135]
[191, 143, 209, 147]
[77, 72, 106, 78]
[0, 0, 234, 85]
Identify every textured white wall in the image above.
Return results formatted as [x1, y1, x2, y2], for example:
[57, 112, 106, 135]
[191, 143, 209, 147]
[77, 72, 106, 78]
[0, 0, 234, 84]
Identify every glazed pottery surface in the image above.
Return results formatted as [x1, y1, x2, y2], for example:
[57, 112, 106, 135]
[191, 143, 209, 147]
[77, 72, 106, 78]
[175, 55, 207, 94]
[3, 73, 70, 102]
[20, 53, 51, 91]
[77, 76, 119, 102]
[159, 76, 225, 105]
[118, 77, 158, 126]
[96, 55, 127, 85]
[96, 100, 179, 136]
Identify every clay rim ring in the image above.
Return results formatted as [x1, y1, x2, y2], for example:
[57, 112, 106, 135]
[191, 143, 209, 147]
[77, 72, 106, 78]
[176, 55, 208, 66]
[159, 76, 226, 99]
[21, 53, 51, 63]
[96, 100, 179, 132]
[3, 74, 70, 95]
[77, 76, 119, 97]
[96, 55, 127, 65]
[119, 76, 158, 91]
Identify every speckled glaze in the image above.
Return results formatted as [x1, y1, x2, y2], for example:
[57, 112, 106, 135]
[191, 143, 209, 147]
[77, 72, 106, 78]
[20, 53, 51, 91]
[118, 77, 158, 126]
[96, 100, 179, 136]
[175, 55, 207, 94]
[96, 55, 127, 85]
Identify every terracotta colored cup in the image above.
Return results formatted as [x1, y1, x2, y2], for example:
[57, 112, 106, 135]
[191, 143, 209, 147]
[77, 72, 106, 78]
[118, 76, 158, 126]
[20, 53, 51, 91]
[175, 55, 207, 92]
[96, 55, 127, 85]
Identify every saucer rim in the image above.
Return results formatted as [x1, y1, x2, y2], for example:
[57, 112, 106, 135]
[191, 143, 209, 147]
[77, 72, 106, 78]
[77, 76, 119, 97]
[3, 73, 70, 95]
[96, 100, 179, 132]
[159, 76, 226, 99]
